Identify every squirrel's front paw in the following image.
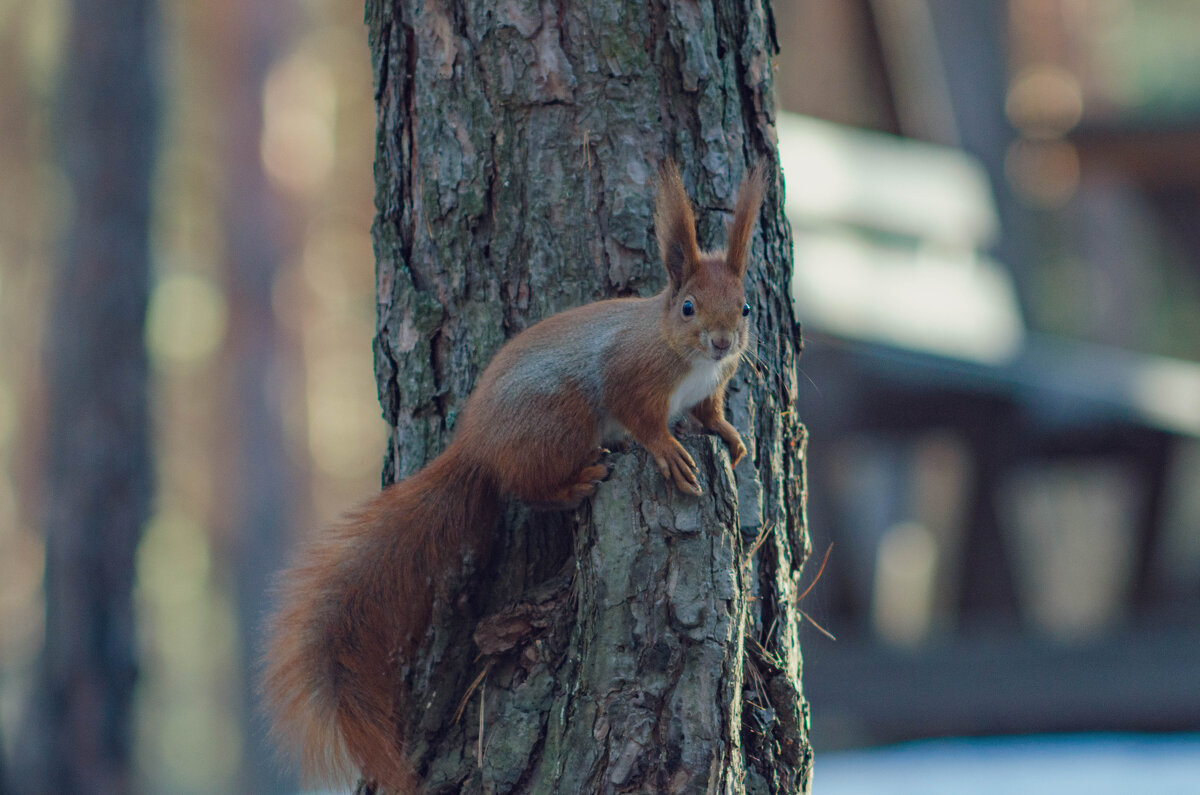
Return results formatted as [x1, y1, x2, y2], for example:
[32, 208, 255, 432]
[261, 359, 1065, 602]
[653, 439, 702, 496]
[709, 420, 745, 467]
[725, 435, 747, 468]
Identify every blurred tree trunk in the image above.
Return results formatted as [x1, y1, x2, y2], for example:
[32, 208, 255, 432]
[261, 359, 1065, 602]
[366, 0, 811, 792]
[21, 0, 158, 792]
[206, 1, 300, 793]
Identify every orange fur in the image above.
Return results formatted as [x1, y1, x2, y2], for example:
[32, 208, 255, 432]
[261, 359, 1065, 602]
[261, 160, 766, 791]
[262, 448, 497, 790]
[725, 163, 764, 277]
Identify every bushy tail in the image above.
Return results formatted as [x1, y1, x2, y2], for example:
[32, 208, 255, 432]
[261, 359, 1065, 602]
[262, 445, 498, 791]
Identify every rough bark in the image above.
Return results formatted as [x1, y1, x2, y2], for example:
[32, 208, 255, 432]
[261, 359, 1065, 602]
[365, 1, 810, 792]
[20, 0, 158, 792]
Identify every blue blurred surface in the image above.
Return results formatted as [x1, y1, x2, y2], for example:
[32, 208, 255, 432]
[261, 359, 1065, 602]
[816, 734, 1200, 795]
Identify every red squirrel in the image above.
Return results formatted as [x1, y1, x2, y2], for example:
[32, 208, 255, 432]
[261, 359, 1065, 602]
[262, 160, 765, 791]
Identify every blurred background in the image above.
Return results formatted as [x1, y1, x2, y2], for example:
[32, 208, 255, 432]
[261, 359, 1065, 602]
[1, 0, 1198, 793]
[0, 0, 381, 792]
[777, 1, 1200, 792]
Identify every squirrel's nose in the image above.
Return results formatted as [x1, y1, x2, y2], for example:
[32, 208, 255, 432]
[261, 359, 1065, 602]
[711, 336, 731, 352]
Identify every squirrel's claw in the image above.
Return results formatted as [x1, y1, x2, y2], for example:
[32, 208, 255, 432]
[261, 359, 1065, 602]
[725, 436, 747, 468]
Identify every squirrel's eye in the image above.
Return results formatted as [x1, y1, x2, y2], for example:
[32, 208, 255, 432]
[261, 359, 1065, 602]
[742, 302, 751, 317]
[682, 300, 695, 317]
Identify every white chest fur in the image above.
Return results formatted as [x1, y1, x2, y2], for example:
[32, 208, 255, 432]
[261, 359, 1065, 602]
[668, 357, 726, 419]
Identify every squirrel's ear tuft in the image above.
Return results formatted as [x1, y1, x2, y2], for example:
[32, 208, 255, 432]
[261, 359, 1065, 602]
[726, 163, 765, 278]
[655, 160, 700, 290]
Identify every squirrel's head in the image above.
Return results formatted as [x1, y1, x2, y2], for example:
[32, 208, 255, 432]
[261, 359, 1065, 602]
[655, 159, 765, 363]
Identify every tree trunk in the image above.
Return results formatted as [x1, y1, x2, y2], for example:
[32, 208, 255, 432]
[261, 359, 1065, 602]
[21, 0, 158, 792]
[366, 1, 810, 792]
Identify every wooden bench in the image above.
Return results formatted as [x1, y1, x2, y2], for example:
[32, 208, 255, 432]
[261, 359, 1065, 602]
[778, 112, 1200, 747]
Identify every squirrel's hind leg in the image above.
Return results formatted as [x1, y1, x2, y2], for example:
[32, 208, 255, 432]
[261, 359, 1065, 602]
[486, 384, 611, 508]
[523, 447, 613, 509]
